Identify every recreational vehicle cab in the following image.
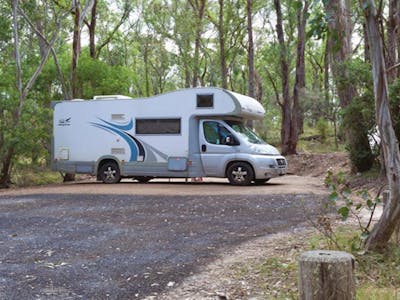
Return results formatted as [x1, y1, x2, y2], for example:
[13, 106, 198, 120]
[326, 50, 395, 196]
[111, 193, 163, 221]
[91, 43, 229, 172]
[52, 88, 287, 185]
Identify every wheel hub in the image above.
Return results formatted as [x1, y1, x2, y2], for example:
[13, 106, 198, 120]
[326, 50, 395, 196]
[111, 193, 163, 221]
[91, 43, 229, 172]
[232, 167, 247, 182]
[104, 167, 116, 181]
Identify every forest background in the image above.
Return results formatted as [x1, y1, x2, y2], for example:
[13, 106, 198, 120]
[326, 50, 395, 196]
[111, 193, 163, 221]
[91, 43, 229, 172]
[2, 0, 400, 188]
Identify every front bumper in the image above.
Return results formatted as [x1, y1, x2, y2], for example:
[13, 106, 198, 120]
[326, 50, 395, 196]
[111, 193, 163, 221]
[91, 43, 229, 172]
[253, 155, 287, 179]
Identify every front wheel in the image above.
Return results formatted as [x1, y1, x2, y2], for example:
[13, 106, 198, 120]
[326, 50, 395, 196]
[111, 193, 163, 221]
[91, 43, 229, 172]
[99, 161, 121, 184]
[227, 162, 254, 186]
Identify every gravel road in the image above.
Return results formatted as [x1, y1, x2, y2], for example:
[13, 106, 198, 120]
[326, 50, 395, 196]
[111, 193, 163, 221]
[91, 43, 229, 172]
[0, 176, 327, 299]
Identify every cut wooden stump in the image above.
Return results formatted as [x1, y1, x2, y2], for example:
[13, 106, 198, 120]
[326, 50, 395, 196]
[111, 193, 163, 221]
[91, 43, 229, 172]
[298, 250, 355, 300]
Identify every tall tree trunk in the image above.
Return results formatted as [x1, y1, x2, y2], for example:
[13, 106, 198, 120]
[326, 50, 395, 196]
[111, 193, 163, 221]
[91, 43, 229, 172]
[361, 0, 400, 252]
[325, 0, 373, 172]
[35, 19, 47, 59]
[325, 0, 355, 108]
[363, 23, 370, 62]
[68, 0, 93, 181]
[89, 0, 98, 59]
[324, 38, 331, 116]
[255, 71, 263, 102]
[288, 0, 309, 155]
[274, 0, 291, 155]
[144, 40, 150, 97]
[387, 0, 397, 82]
[247, 0, 254, 98]
[71, 0, 81, 98]
[0, 148, 14, 188]
[71, 0, 94, 98]
[396, 1, 400, 74]
[246, 0, 255, 128]
[218, 0, 228, 89]
[189, 0, 206, 87]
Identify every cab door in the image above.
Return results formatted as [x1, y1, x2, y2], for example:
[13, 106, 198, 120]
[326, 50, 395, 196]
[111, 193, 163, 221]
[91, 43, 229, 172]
[199, 120, 239, 176]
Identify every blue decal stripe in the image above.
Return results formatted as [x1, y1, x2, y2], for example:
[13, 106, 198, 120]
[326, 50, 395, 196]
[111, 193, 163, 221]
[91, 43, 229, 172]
[90, 122, 138, 161]
[126, 133, 145, 159]
[97, 118, 134, 131]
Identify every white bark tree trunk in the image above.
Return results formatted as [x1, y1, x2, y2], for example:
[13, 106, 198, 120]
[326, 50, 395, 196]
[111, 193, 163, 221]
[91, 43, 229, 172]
[361, 0, 400, 251]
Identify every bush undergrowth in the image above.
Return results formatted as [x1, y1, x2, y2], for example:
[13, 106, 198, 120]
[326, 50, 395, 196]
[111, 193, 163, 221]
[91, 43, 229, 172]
[233, 227, 400, 299]
[11, 165, 63, 186]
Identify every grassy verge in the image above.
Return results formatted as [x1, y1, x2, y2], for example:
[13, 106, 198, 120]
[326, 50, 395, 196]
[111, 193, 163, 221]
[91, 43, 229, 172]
[11, 165, 63, 186]
[231, 226, 400, 299]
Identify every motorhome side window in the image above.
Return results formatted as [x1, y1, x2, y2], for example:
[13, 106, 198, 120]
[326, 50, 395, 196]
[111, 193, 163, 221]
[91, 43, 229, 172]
[136, 118, 181, 134]
[197, 94, 213, 108]
[203, 121, 236, 145]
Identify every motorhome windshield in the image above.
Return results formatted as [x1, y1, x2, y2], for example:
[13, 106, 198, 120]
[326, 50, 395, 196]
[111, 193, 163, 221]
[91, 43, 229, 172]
[226, 121, 265, 145]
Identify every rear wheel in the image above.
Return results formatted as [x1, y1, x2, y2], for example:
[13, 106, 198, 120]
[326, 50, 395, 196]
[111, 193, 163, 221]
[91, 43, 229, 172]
[99, 161, 121, 184]
[227, 162, 254, 186]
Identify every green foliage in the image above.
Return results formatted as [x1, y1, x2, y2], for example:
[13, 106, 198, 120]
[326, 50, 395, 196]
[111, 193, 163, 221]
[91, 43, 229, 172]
[342, 93, 376, 172]
[260, 104, 282, 147]
[316, 117, 329, 143]
[307, 2, 327, 40]
[77, 54, 135, 98]
[356, 244, 400, 298]
[0, 2, 11, 43]
[324, 170, 382, 249]
[339, 59, 376, 172]
[11, 165, 63, 186]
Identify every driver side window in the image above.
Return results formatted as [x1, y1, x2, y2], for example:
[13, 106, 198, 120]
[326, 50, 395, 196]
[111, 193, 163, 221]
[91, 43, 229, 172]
[203, 121, 236, 145]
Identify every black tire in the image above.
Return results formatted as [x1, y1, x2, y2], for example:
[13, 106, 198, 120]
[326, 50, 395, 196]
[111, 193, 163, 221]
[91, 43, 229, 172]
[134, 176, 153, 183]
[227, 162, 254, 186]
[254, 178, 270, 185]
[99, 161, 121, 184]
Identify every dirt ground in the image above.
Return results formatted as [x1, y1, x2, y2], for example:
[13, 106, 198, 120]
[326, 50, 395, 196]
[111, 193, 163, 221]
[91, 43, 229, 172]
[286, 152, 350, 177]
[0, 152, 353, 299]
[153, 152, 391, 300]
[152, 152, 356, 299]
[1, 152, 348, 198]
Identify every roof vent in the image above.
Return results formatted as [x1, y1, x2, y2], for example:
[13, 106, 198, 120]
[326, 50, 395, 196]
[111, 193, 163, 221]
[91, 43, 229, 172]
[93, 95, 132, 100]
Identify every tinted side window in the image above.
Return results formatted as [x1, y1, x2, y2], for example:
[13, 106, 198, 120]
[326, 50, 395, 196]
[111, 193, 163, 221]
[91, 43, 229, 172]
[203, 121, 219, 144]
[136, 119, 181, 134]
[203, 121, 237, 145]
[197, 94, 213, 108]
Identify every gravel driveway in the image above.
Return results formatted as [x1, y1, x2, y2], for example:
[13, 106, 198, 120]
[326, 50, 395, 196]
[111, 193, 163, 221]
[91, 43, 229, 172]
[0, 176, 327, 299]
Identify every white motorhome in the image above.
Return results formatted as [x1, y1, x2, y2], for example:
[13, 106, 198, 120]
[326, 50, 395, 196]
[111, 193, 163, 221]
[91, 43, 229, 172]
[52, 87, 287, 185]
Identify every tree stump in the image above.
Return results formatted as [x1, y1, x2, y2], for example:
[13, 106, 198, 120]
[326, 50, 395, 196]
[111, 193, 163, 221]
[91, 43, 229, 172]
[298, 250, 355, 300]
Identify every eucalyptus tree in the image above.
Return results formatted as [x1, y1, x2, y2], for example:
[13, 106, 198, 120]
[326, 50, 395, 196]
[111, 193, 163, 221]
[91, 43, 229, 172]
[247, 0, 255, 98]
[0, 0, 67, 187]
[85, 0, 132, 59]
[272, 0, 309, 155]
[290, 0, 309, 154]
[361, 0, 400, 252]
[207, 0, 247, 89]
[71, 0, 94, 98]
[324, 0, 374, 172]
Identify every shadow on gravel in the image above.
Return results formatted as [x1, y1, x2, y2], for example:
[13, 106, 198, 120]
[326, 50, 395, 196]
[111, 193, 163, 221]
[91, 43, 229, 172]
[0, 192, 325, 299]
